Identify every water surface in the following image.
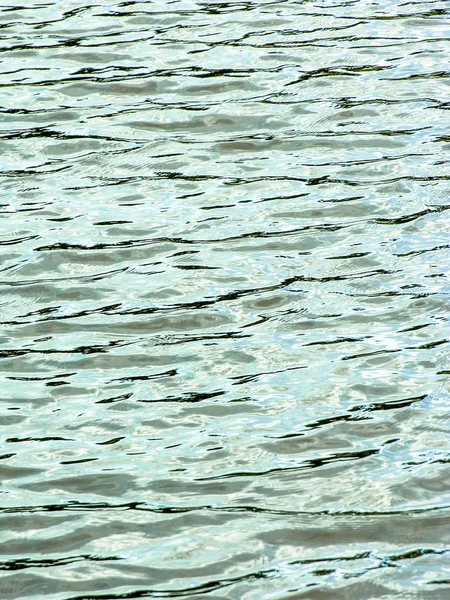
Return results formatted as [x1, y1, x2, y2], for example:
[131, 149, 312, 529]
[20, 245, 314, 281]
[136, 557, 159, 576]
[1, 0, 450, 598]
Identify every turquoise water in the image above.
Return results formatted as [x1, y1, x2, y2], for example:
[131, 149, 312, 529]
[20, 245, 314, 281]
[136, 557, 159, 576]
[1, 0, 450, 598]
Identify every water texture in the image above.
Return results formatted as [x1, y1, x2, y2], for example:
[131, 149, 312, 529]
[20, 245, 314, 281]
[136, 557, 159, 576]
[1, 0, 450, 597]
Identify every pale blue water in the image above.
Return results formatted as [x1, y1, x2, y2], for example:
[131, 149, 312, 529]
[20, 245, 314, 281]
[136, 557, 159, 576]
[0, 1, 450, 598]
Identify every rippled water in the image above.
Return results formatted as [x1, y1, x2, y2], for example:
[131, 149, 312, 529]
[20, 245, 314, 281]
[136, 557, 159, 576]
[1, 0, 450, 597]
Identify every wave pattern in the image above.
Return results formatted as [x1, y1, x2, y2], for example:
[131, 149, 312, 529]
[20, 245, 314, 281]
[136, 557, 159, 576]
[1, 0, 450, 598]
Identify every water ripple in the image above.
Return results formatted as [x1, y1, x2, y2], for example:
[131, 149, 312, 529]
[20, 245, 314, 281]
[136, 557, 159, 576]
[1, 0, 450, 598]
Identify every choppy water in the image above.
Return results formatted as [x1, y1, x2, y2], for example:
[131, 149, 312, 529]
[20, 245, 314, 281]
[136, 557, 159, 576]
[1, 0, 450, 598]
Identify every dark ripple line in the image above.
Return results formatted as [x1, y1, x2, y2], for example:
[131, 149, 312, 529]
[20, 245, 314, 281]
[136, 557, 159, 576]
[0, 36, 154, 55]
[106, 269, 394, 319]
[312, 8, 449, 21]
[0, 235, 39, 248]
[385, 69, 450, 81]
[194, 447, 381, 481]
[64, 173, 450, 194]
[230, 364, 307, 385]
[108, 369, 177, 383]
[14, 302, 121, 323]
[374, 204, 450, 224]
[2, 500, 449, 517]
[6, 436, 73, 443]
[64, 570, 271, 599]
[33, 221, 352, 252]
[286, 64, 392, 86]
[60, 170, 450, 192]
[342, 339, 448, 361]
[0, 267, 392, 327]
[0, 126, 146, 146]
[95, 390, 229, 405]
[0, 554, 120, 572]
[266, 395, 429, 436]
[342, 348, 402, 361]
[0, 164, 71, 177]
[394, 243, 450, 257]
[303, 336, 369, 347]
[0, 267, 129, 288]
[349, 394, 428, 413]
[310, 151, 430, 168]
[0, 340, 134, 360]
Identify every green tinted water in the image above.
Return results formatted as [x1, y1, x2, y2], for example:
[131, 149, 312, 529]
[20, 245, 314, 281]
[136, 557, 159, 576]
[1, 1, 450, 598]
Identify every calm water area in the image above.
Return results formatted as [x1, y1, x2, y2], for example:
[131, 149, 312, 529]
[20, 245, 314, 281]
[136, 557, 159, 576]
[1, 0, 450, 598]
